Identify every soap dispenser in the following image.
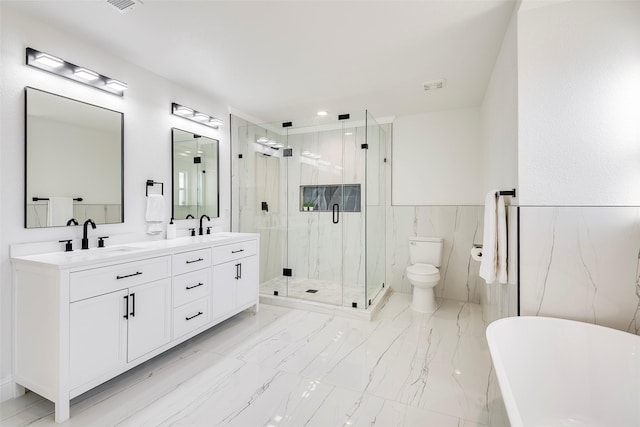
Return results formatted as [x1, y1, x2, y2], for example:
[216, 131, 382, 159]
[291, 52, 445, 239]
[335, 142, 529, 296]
[166, 218, 176, 240]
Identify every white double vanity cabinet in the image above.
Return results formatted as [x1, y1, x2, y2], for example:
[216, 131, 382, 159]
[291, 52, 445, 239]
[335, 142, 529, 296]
[11, 233, 259, 423]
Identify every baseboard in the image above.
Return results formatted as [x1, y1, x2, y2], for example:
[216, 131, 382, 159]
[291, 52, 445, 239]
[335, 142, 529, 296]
[1, 376, 14, 402]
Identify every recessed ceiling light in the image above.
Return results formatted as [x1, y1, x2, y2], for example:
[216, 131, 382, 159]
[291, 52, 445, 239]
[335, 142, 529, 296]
[317, 111, 328, 117]
[34, 52, 64, 68]
[74, 67, 100, 81]
[344, 132, 353, 136]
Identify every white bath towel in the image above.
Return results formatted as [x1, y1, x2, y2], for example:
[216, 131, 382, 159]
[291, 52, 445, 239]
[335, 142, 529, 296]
[479, 190, 498, 283]
[496, 195, 508, 284]
[145, 194, 165, 234]
[47, 197, 73, 227]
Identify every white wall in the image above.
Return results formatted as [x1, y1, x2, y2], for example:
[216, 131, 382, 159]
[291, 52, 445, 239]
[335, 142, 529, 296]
[479, 4, 519, 323]
[0, 6, 231, 395]
[481, 8, 518, 196]
[392, 108, 482, 206]
[518, 0, 640, 206]
[517, 0, 640, 334]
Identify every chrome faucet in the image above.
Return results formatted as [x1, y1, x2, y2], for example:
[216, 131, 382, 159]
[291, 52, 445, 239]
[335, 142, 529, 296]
[82, 219, 96, 250]
[198, 214, 210, 236]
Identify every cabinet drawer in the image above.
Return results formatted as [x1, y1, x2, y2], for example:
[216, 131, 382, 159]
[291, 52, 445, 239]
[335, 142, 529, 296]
[70, 256, 171, 302]
[173, 298, 210, 339]
[212, 240, 257, 265]
[173, 269, 211, 308]
[173, 248, 212, 276]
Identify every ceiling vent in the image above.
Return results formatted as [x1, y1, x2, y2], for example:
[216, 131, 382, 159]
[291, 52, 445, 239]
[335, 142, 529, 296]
[423, 79, 446, 91]
[106, 0, 142, 13]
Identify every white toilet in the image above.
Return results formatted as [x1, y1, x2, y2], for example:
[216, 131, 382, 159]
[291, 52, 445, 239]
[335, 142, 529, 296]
[406, 237, 443, 313]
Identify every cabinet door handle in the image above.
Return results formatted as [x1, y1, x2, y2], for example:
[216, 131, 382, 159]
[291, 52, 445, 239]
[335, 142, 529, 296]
[231, 249, 244, 254]
[130, 293, 135, 317]
[186, 258, 204, 264]
[123, 295, 129, 319]
[116, 271, 142, 280]
[186, 311, 203, 321]
[235, 263, 240, 280]
[238, 262, 242, 280]
[186, 282, 204, 290]
[333, 203, 340, 224]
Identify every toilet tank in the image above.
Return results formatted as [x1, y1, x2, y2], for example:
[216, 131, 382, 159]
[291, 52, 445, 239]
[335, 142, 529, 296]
[409, 237, 443, 267]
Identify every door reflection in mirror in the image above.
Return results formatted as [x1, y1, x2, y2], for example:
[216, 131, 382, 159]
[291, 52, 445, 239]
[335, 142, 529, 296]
[171, 128, 219, 219]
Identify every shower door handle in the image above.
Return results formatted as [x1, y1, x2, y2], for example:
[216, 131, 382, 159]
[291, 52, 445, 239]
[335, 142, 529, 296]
[332, 204, 339, 224]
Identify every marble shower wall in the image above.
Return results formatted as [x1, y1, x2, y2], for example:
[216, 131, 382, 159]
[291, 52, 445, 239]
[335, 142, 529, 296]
[520, 206, 640, 334]
[387, 205, 485, 303]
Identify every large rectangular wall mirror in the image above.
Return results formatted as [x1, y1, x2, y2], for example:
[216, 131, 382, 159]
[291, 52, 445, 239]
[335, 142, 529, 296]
[171, 128, 219, 219]
[25, 87, 124, 228]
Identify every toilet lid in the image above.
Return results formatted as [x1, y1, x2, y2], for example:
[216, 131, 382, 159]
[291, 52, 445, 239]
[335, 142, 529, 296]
[407, 263, 438, 276]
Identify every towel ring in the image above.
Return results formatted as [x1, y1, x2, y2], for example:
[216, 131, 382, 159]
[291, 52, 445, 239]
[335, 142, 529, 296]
[146, 180, 164, 196]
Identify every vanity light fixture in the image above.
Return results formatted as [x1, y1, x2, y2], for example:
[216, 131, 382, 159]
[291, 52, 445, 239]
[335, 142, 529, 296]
[171, 102, 222, 129]
[256, 136, 270, 143]
[26, 47, 128, 96]
[106, 79, 128, 92]
[317, 111, 328, 117]
[74, 67, 100, 81]
[34, 52, 64, 68]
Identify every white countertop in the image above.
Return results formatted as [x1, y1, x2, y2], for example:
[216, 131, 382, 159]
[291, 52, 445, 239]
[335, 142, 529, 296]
[11, 232, 259, 270]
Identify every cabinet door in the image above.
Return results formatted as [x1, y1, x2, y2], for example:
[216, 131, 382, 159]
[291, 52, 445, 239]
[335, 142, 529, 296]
[70, 289, 128, 390]
[127, 278, 172, 362]
[211, 262, 237, 320]
[236, 255, 258, 308]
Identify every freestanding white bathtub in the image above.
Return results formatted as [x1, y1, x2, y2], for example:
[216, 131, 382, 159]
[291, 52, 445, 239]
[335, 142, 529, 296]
[486, 316, 640, 427]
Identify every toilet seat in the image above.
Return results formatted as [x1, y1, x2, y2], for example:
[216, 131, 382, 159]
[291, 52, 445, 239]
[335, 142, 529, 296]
[406, 263, 440, 282]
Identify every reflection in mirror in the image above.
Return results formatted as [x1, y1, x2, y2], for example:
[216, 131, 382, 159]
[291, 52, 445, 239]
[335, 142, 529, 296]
[25, 87, 123, 228]
[171, 128, 219, 219]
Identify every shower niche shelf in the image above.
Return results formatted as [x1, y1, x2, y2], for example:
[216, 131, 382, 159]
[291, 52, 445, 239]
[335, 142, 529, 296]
[300, 184, 361, 212]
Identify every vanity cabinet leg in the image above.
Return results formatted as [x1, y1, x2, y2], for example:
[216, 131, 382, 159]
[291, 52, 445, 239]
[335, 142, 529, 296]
[253, 303, 259, 313]
[55, 400, 70, 423]
[12, 382, 25, 397]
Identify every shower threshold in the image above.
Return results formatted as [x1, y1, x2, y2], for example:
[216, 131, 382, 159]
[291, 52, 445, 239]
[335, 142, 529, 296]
[259, 276, 390, 321]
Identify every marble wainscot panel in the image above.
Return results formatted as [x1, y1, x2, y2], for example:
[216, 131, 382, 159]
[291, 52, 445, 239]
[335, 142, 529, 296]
[520, 206, 640, 334]
[388, 206, 485, 303]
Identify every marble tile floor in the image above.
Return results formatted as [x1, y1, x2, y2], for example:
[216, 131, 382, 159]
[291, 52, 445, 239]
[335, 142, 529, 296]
[1, 293, 509, 427]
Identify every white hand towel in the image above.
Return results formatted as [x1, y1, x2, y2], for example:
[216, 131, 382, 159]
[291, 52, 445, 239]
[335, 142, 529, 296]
[47, 197, 74, 227]
[145, 194, 165, 235]
[497, 195, 508, 284]
[479, 190, 497, 283]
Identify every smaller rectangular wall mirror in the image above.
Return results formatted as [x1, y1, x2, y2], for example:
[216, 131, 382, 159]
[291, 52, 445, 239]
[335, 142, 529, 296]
[25, 87, 124, 228]
[171, 128, 219, 219]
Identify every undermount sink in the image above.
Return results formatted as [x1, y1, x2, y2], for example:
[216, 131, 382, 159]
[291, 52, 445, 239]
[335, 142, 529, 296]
[99, 246, 140, 252]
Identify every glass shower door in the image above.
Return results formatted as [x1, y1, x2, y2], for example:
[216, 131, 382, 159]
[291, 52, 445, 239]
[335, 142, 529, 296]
[286, 127, 346, 305]
[365, 111, 386, 305]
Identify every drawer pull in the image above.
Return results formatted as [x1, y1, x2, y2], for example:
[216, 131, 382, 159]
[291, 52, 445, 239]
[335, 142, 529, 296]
[116, 271, 142, 280]
[186, 258, 204, 264]
[186, 282, 204, 290]
[231, 249, 244, 254]
[186, 311, 203, 321]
